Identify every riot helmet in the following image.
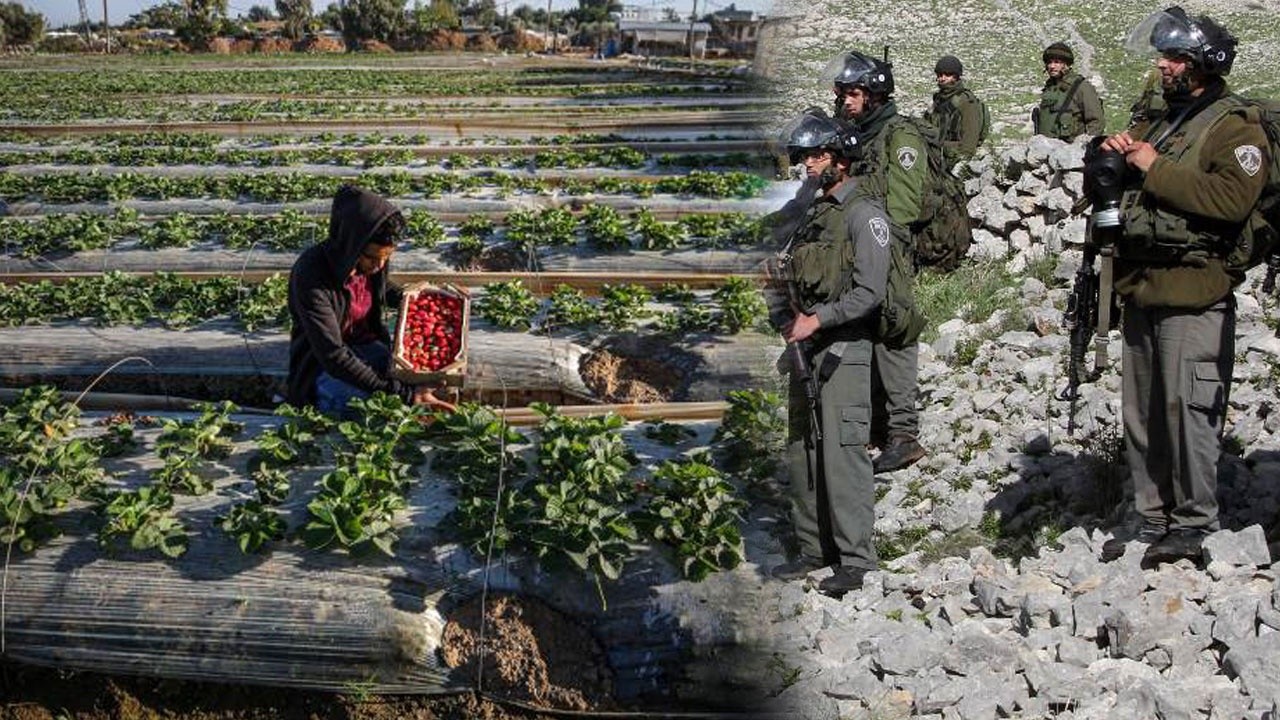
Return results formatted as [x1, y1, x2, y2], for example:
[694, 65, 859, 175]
[825, 50, 895, 96]
[782, 110, 860, 165]
[1125, 6, 1237, 75]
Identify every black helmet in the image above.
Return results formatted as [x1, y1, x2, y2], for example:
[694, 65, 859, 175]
[934, 55, 963, 76]
[782, 110, 860, 164]
[825, 50, 895, 96]
[1125, 6, 1237, 75]
[1042, 42, 1074, 64]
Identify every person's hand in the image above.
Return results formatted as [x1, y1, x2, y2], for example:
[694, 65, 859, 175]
[783, 312, 820, 343]
[1100, 131, 1133, 154]
[412, 385, 457, 413]
[1123, 141, 1157, 173]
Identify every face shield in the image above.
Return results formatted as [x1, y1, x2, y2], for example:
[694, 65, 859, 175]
[823, 51, 875, 93]
[1124, 7, 1203, 60]
[782, 113, 837, 165]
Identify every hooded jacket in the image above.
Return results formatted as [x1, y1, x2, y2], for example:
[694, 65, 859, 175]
[286, 185, 412, 406]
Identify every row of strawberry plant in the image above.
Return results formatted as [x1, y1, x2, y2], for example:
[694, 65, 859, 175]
[0, 131, 678, 149]
[0, 271, 287, 330]
[0, 95, 740, 125]
[0, 387, 780, 589]
[0, 170, 768, 204]
[0, 207, 765, 258]
[2, 67, 742, 99]
[474, 278, 769, 335]
[0, 146, 658, 172]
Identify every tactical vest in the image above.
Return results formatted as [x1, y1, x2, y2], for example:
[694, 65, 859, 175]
[1118, 96, 1252, 264]
[1037, 74, 1087, 139]
[788, 195, 858, 311]
[931, 87, 973, 145]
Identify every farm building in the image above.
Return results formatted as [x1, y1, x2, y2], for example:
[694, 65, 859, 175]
[617, 19, 710, 57]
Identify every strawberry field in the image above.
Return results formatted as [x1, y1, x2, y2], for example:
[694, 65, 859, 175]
[0, 51, 788, 714]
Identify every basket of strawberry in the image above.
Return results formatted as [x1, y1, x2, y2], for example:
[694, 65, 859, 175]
[392, 283, 469, 386]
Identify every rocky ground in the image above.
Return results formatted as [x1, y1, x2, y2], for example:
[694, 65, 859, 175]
[741, 134, 1280, 719]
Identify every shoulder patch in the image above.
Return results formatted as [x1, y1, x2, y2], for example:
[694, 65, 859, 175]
[1235, 144, 1263, 177]
[869, 217, 890, 247]
[896, 146, 918, 171]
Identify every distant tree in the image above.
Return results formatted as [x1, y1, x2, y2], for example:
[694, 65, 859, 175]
[459, 0, 497, 29]
[661, 6, 680, 22]
[571, 0, 620, 25]
[124, 1, 186, 29]
[409, 0, 458, 32]
[245, 4, 275, 22]
[275, 0, 312, 39]
[339, 0, 405, 46]
[510, 4, 545, 29]
[0, 1, 45, 45]
[0, 2, 44, 46]
[178, 0, 229, 49]
[317, 2, 342, 31]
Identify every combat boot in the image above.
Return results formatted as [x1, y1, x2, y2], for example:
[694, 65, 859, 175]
[1100, 521, 1167, 562]
[816, 566, 867, 599]
[1141, 527, 1209, 569]
[873, 434, 925, 474]
[769, 557, 829, 582]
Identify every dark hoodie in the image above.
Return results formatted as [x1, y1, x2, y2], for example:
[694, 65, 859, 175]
[286, 185, 412, 406]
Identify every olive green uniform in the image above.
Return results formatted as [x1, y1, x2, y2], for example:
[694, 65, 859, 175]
[784, 180, 890, 570]
[856, 103, 926, 442]
[927, 80, 985, 163]
[1035, 71, 1104, 140]
[1114, 83, 1267, 533]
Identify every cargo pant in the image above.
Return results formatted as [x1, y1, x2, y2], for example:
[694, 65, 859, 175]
[785, 337, 878, 571]
[871, 341, 920, 442]
[1121, 297, 1234, 532]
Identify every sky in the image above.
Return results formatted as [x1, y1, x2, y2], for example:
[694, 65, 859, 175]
[32, 0, 776, 30]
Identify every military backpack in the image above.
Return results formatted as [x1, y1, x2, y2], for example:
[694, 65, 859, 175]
[1224, 96, 1280, 273]
[872, 115, 973, 272]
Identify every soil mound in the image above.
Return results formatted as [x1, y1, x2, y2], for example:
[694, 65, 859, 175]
[580, 348, 680, 403]
[441, 594, 614, 711]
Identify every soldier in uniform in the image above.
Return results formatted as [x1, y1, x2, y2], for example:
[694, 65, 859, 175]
[1096, 7, 1266, 565]
[1033, 42, 1105, 140]
[769, 110, 891, 598]
[830, 50, 927, 474]
[925, 54, 986, 164]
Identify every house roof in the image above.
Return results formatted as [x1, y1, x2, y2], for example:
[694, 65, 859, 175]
[618, 20, 711, 32]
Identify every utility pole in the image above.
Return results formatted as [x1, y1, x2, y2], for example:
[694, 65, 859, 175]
[546, 0, 554, 53]
[102, 0, 111, 52]
[686, 0, 696, 61]
[78, 0, 92, 43]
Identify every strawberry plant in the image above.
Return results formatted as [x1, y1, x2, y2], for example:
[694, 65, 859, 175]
[598, 284, 653, 331]
[96, 485, 189, 558]
[713, 389, 786, 483]
[405, 210, 446, 249]
[302, 467, 405, 557]
[545, 284, 600, 329]
[641, 420, 697, 446]
[428, 402, 530, 553]
[0, 466, 63, 552]
[398, 289, 465, 373]
[629, 208, 687, 251]
[251, 464, 293, 505]
[712, 276, 768, 334]
[526, 404, 639, 604]
[636, 454, 746, 581]
[217, 500, 286, 554]
[581, 203, 630, 250]
[475, 280, 539, 329]
[504, 208, 577, 253]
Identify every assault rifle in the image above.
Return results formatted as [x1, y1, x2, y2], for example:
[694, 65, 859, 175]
[773, 233, 824, 451]
[1058, 140, 1123, 435]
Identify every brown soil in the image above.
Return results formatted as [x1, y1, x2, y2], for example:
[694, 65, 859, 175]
[580, 349, 680, 403]
[441, 594, 614, 712]
[0, 662, 556, 720]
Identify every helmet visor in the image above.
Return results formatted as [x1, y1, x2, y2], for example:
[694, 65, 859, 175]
[823, 51, 867, 89]
[1125, 8, 1203, 58]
